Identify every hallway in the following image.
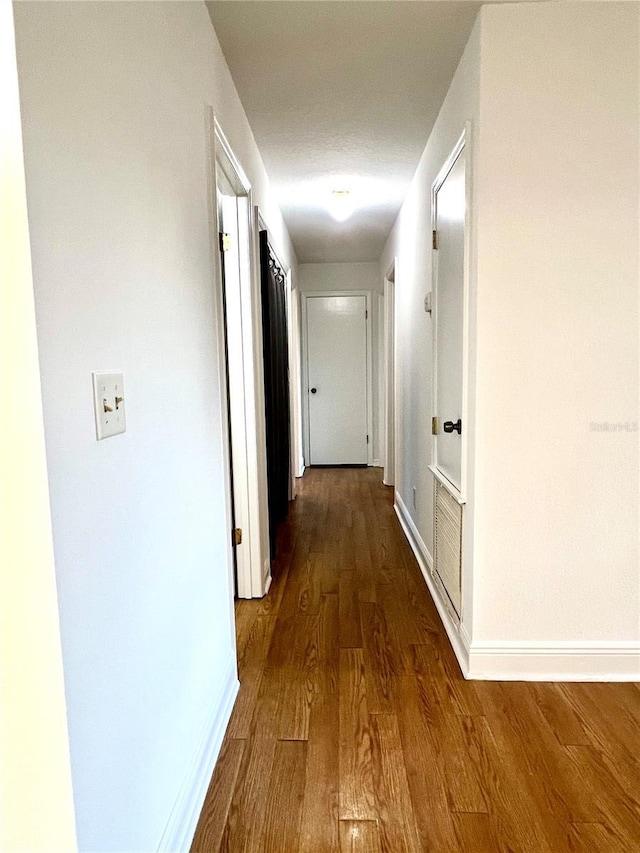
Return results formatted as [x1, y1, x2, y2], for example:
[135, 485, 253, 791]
[191, 468, 640, 853]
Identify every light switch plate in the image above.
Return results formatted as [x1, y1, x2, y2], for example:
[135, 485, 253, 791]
[92, 372, 126, 440]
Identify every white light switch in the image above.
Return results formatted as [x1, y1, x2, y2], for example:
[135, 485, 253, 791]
[92, 372, 126, 440]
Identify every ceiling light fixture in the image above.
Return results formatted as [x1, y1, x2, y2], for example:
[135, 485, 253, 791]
[328, 188, 354, 222]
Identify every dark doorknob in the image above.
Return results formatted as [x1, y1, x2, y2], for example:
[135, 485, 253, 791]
[443, 419, 462, 434]
[310, 387, 317, 394]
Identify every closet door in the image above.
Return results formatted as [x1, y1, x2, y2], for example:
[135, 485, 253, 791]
[433, 147, 465, 492]
[259, 230, 291, 558]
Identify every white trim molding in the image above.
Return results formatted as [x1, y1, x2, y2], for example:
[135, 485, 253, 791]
[394, 491, 639, 682]
[394, 491, 470, 677]
[466, 640, 640, 681]
[382, 261, 396, 488]
[394, 491, 433, 575]
[263, 558, 272, 595]
[157, 663, 239, 852]
[212, 114, 271, 601]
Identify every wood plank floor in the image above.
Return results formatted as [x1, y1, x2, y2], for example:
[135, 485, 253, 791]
[191, 467, 640, 852]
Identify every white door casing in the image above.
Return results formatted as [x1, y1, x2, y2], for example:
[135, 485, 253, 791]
[383, 263, 396, 486]
[218, 190, 252, 597]
[377, 292, 385, 469]
[288, 283, 304, 481]
[213, 116, 271, 600]
[303, 292, 371, 466]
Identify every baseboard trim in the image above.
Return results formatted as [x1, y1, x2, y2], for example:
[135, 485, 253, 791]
[467, 640, 640, 681]
[393, 496, 639, 682]
[263, 556, 271, 587]
[394, 491, 470, 677]
[157, 661, 239, 852]
[394, 491, 433, 574]
[372, 459, 382, 468]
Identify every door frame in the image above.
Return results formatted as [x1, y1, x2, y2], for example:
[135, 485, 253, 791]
[255, 212, 300, 501]
[376, 292, 384, 469]
[211, 114, 271, 600]
[286, 272, 304, 493]
[383, 260, 396, 486]
[430, 124, 471, 504]
[301, 290, 373, 467]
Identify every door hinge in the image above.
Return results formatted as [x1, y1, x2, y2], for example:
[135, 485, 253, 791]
[233, 527, 243, 546]
[219, 232, 231, 253]
[432, 229, 438, 251]
[366, 434, 369, 443]
[431, 417, 439, 435]
[365, 309, 368, 319]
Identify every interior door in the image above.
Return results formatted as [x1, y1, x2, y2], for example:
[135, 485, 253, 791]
[217, 181, 245, 596]
[306, 294, 368, 465]
[434, 147, 465, 492]
[259, 231, 291, 557]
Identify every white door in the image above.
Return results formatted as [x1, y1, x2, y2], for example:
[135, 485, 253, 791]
[306, 294, 368, 465]
[434, 147, 465, 491]
[217, 187, 250, 596]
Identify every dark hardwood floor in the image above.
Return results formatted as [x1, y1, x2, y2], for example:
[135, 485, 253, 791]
[191, 467, 640, 852]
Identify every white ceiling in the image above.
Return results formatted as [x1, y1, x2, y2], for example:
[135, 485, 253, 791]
[207, 1, 481, 263]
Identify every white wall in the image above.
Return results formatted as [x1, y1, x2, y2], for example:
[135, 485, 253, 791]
[299, 261, 381, 295]
[0, 4, 76, 849]
[381, 1, 639, 678]
[14, 2, 295, 849]
[299, 262, 383, 463]
[472, 1, 639, 650]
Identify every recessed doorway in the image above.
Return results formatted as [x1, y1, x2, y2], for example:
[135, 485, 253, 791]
[302, 291, 372, 466]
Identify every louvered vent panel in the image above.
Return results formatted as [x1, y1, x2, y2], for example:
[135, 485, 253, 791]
[434, 480, 462, 616]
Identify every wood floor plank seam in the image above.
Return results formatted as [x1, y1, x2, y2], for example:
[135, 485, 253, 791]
[191, 468, 640, 853]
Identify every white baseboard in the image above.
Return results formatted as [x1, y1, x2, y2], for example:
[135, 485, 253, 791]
[372, 459, 382, 468]
[263, 571, 272, 596]
[394, 491, 470, 677]
[394, 493, 640, 682]
[467, 640, 640, 681]
[157, 662, 239, 852]
[394, 491, 433, 574]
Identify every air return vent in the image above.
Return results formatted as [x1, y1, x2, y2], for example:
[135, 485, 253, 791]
[434, 480, 462, 616]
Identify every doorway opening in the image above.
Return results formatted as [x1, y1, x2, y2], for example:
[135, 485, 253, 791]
[213, 117, 271, 600]
[383, 262, 396, 487]
[302, 291, 373, 467]
[258, 228, 292, 559]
